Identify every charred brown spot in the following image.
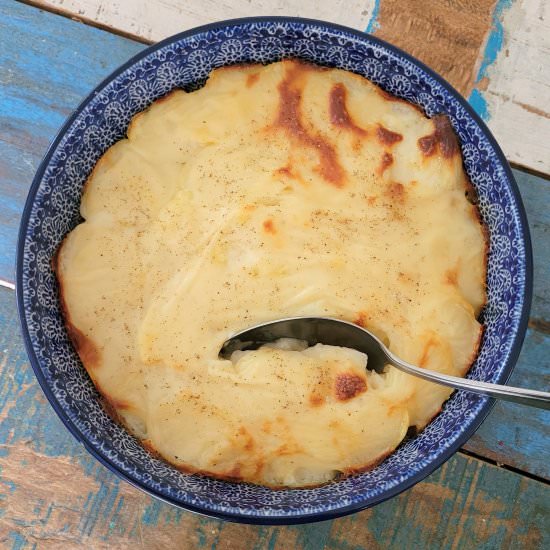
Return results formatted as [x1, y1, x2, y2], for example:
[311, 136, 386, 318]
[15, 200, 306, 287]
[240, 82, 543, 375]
[246, 72, 260, 87]
[464, 178, 479, 205]
[376, 125, 403, 146]
[65, 315, 100, 368]
[309, 393, 325, 407]
[418, 135, 437, 156]
[334, 373, 367, 401]
[418, 115, 459, 159]
[329, 83, 367, 136]
[445, 266, 459, 286]
[434, 116, 459, 157]
[353, 311, 368, 328]
[385, 182, 405, 201]
[237, 426, 255, 452]
[274, 441, 303, 456]
[217, 63, 257, 72]
[275, 444, 291, 456]
[263, 219, 276, 234]
[275, 63, 345, 187]
[253, 459, 265, 477]
[274, 163, 304, 185]
[378, 152, 393, 174]
[222, 464, 243, 481]
[419, 337, 437, 368]
[276, 165, 293, 178]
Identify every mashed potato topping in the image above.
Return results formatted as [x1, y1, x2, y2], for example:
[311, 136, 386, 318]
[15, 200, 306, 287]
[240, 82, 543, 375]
[56, 60, 486, 487]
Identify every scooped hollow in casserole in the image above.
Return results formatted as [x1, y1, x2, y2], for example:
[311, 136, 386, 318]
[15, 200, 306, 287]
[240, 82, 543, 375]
[55, 59, 487, 488]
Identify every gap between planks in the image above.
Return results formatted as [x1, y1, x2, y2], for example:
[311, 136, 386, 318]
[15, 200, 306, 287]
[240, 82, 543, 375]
[509, 161, 550, 183]
[459, 447, 549, 486]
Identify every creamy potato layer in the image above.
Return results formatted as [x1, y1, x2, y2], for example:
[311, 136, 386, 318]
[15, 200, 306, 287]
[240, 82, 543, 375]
[56, 60, 486, 487]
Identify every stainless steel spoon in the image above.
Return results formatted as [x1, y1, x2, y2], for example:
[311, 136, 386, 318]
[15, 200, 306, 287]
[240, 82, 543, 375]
[219, 316, 550, 410]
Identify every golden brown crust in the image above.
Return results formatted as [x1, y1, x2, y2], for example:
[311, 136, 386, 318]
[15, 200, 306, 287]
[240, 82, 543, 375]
[246, 72, 260, 88]
[353, 311, 369, 328]
[385, 182, 406, 202]
[418, 114, 459, 159]
[334, 373, 367, 401]
[376, 125, 403, 146]
[329, 83, 367, 136]
[54, 58, 489, 489]
[445, 265, 459, 287]
[262, 218, 276, 235]
[273, 61, 346, 188]
[341, 448, 394, 476]
[418, 336, 438, 368]
[54, 243, 101, 370]
[378, 152, 394, 175]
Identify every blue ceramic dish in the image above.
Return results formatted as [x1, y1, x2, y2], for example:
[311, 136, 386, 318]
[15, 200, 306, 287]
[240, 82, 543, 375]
[16, 17, 532, 524]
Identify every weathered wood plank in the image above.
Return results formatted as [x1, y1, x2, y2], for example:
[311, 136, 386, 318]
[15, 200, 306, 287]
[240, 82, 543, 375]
[468, 0, 550, 175]
[463, 328, 550, 478]
[29, 0, 378, 43]
[0, 0, 144, 282]
[0, 283, 548, 547]
[372, 0, 496, 97]
[460, 166, 550, 480]
[514, 169, 550, 323]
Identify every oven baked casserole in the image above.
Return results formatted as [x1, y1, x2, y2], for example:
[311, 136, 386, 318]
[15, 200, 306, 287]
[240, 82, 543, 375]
[55, 60, 487, 487]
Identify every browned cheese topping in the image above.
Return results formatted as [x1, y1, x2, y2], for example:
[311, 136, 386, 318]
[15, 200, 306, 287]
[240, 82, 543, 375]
[56, 60, 487, 487]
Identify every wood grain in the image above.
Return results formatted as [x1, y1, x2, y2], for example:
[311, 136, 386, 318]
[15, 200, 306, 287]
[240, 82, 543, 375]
[0, 285, 548, 548]
[373, 0, 497, 96]
[469, 0, 550, 175]
[28, 0, 378, 42]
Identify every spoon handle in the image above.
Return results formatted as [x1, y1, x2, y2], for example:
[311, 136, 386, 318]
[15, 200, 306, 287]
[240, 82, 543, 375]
[385, 351, 550, 410]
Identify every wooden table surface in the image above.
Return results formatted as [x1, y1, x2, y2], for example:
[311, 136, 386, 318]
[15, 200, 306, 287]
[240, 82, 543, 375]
[0, 1, 548, 548]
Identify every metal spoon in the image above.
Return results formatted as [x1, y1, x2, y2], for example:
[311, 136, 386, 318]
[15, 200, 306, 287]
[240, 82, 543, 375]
[219, 316, 550, 410]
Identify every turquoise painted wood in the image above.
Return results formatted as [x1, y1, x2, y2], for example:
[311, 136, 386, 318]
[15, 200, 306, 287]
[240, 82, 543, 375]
[514, 169, 550, 323]
[464, 328, 550, 478]
[0, 285, 547, 548]
[0, 0, 144, 282]
[0, 0, 548, 482]
[463, 171, 550, 479]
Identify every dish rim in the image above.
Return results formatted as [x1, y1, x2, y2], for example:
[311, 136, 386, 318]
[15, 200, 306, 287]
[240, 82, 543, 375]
[15, 15, 533, 525]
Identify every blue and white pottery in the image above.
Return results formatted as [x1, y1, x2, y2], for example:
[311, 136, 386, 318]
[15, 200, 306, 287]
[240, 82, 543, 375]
[16, 17, 532, 524]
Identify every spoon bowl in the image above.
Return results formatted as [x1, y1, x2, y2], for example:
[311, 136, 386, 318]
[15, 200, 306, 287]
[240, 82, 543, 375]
[221, 316, 550, 410]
